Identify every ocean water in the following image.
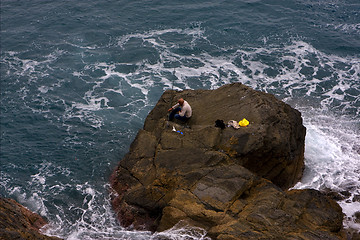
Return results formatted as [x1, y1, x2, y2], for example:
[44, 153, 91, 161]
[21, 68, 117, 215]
[1, 0, 359, 239]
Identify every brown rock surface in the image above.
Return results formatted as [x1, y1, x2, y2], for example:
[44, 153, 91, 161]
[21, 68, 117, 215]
[110, 83, 345, 239]
[143, 83, 305, 189]
[0, 197, 61, 240]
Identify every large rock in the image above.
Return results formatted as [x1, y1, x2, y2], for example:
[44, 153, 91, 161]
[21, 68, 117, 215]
[0, 198, 61, 240]
[111, 83, 345, 239]
[143, 83, 305, 189]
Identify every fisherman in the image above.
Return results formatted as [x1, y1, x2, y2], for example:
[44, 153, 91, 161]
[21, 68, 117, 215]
[168, 98, 192, 122]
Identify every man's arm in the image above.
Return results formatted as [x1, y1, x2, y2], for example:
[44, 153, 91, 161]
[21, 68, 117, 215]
[168, 103, 180, 112]
[178, 104, 189, 117]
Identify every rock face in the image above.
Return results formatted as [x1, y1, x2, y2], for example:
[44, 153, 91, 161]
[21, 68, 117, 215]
[0, 197, 61, 240]
[111, 83, 345, 239]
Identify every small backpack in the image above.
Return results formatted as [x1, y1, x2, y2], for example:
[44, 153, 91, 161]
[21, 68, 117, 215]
[215, 119, 226, 129]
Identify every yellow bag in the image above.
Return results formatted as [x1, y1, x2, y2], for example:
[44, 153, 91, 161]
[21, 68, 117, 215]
[239, 118, 249, 127]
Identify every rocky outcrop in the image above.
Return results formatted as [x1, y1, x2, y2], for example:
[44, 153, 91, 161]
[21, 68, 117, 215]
[111, 83, 345, 239]
[0, 197, 61, 240]
[142, 83, 305, 189]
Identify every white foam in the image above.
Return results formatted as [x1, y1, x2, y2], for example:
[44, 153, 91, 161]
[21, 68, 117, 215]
[153, 221, 211, 240]
[117, 27, 205, 49]
[38, 85, 50, 93]
[293, 108, 360, 230]
[329, 23, 360, 34]
[43, 183, 151, 240]
[5, 28, 358, 133]
[339, 200, 360, 231]
[35, 179, 213, 240]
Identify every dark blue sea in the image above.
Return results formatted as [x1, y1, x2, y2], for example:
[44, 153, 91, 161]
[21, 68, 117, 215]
[1, 0, 359, 238]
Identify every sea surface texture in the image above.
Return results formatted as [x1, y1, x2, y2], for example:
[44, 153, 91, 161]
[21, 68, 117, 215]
[1, 0, 359, 239]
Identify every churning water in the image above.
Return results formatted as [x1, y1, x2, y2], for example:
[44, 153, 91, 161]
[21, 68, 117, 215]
[1, 0, 359, 238]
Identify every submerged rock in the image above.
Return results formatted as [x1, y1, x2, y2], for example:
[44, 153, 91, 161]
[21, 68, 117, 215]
[0, 197, 61, 240]
[111, 83, 345, 239]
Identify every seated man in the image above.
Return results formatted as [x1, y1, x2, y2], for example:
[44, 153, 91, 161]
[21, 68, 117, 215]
[168, 98, 192, 121]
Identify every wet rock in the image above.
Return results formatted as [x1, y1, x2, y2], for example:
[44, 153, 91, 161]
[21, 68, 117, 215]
[340, 190, 352, 198]
[0, 197, 61, 240]
[353, 144, 360, 155]
[346, 228, 360, 240]
[322, 188, 347, 201]
[353, 194, 360, 203]
[111, 83, 345, 239]
[354, 211, 360, 224]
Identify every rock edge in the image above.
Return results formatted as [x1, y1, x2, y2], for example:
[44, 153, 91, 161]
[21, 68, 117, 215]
[111, 83, 345, 239]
